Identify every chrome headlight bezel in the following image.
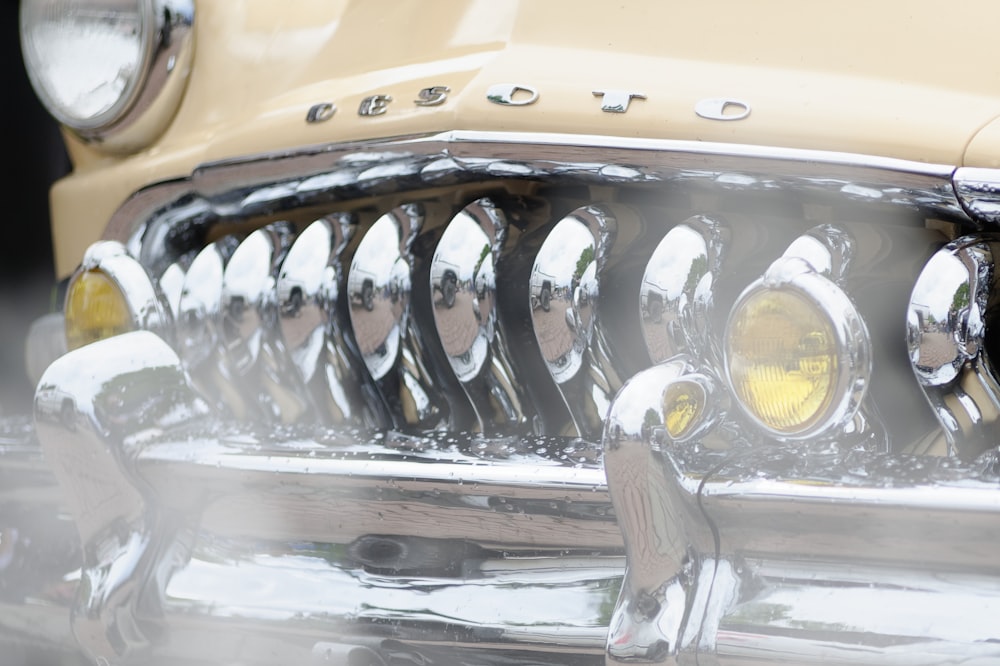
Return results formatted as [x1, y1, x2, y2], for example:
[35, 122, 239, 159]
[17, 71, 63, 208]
[723, 256, 872, 441]
[19, 0, 195, 152]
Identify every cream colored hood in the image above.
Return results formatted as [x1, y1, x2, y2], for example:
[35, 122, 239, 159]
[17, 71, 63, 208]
[52, 0, 1000, 275]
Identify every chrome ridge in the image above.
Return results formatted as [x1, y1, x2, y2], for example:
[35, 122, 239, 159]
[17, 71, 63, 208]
[640, 215, 727, 365]
[34, 332, 622, 665]
[908, 236, 1000, 460]
[602, 362, 1000, 665]
[278, 215, 370, 425]
[953, 166, 1000, 227]
[431, 198, 529, 433]
[221, 222, 311, 422]
[174, 235, 241, 413]
[348, 205, 448, 429]
[530, 205, 623, 439]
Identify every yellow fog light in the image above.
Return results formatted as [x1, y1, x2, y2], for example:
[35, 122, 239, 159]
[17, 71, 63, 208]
[63, 241, 171, 351]
[724, 258, 870, 439]
[663, 380, 706, 440]
[65, 270, 134, 350]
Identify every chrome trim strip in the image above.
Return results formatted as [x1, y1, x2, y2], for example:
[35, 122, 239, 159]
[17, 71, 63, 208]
[100, 131, 969, 276]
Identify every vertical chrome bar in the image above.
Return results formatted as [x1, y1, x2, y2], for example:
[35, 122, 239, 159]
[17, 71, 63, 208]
[348, 204, 448, 429]
[431, 198, 529, 434]
[640, 216, 726, 365]
[530, 205, 622, 439]
[221, 222, 309, 422]
[277, 214, 374, 426]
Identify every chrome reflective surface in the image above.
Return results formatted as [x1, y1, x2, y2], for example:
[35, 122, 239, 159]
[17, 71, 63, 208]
[782, 223, 855, 283]
[176, 235, 240, 412]
[908, 236, 1000, 460]
[34, 332, 210, 664]
[431, 198, 527, 433]
[485, 85, 540, 106]
[953, 166, 1000, 227]
[724, 251, 872, 440]
[348, 205, 447, 429]
[694, 98, 751, 121]
[221, 222, 308, 421]
[592, 90, 646, 113]
[278, 215, 370, 425]
[640, 216, 726, 364]
[106, 132, 967, 276]
[75, 240, 173, 342]
[602, 362, 1000, 665]
[530, 205, 622, 439]
[603, 359, 723, 664]
[32, 332, 622, 665]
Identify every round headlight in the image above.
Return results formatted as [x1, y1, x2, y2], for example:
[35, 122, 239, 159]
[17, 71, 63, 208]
[724, 257, 870, 439]
[20, 0, 194, 150]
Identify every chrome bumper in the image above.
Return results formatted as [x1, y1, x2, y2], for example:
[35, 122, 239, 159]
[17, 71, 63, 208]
[17, 331, 1000, 665]
[31, 331, 621, 665]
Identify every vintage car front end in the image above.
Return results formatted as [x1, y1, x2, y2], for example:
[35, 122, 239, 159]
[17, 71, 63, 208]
[10, 1, 1000, 664]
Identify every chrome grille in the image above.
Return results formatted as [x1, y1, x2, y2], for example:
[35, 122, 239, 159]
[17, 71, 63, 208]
[109, 133, 966, 454]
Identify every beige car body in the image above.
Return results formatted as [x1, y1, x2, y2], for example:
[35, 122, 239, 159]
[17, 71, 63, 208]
[49, 0, 1000, 278]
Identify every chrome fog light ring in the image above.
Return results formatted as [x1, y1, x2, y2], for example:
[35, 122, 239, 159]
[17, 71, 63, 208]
[724, 256, 871, 440]
[20, 0, 195, 151]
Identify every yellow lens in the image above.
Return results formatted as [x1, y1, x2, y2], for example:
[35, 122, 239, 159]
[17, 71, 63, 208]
[727, 289, 838, 434]
[65, 270, 134, 350]
[663, 380, 705, 440]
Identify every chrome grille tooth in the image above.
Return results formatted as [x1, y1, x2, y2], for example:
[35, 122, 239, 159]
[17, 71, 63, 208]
[640, 215, 728, 367]
[431, 197, 532, 434]
[347, 204, 456, 430]
[529, 204, 625, 440]
[277, 214, 377, 426]
[220, 221, 310, 422]
[176, 234, 243, 415]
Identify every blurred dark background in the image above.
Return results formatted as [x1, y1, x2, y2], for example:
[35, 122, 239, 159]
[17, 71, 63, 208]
[3, 0, 70, 413]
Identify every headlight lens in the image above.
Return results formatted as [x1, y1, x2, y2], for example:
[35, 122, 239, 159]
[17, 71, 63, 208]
[64, 241, 171, 350]
[20, 0, 152, 131]
[726, 289, 838, 434]
[65, 269, 134, 350]
[724, 257, 870, 440]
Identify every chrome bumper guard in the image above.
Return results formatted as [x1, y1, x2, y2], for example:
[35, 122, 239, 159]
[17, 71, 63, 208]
[605, 361, 1000, 665]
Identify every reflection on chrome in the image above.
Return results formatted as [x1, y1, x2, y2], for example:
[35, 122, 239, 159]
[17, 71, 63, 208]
[348, 205, 446, 429]
[221, 222, 308, 421]
[431, 199, 527, 433]
[604, 359, 726, 663]
[278, 215, 369, 425]
[177, 236, 241, 413]
[908, 237, 1000, 460]
[603, 361, 1000, 664]
[34, 332, 209, 665]
[782, 223, 855, 283]
[76, 241, 174, 343]
[640, 216, 726, 364]
[530, 205, 622, 439]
